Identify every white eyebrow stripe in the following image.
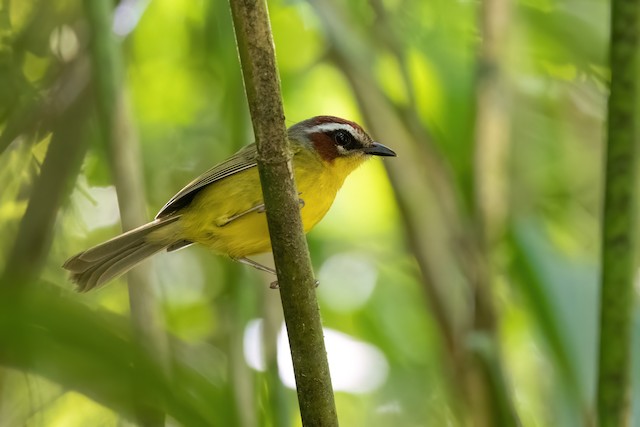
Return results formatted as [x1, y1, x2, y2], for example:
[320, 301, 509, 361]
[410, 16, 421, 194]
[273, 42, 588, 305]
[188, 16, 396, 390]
[307, 122, 359, 137]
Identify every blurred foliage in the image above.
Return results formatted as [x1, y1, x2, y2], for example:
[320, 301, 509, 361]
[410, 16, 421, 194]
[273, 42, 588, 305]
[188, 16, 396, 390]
[0, 0, 638, 426]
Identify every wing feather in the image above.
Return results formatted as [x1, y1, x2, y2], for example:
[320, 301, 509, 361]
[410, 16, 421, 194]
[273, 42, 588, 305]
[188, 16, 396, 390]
[155, 144, 258, 218]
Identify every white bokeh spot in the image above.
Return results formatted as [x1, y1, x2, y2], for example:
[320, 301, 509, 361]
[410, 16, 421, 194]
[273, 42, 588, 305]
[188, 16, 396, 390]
[244, 320, 389, 394]
[318, 252, 378, 312]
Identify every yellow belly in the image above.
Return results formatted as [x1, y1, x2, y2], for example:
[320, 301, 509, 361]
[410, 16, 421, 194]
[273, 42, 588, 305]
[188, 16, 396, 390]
[177, 152, 347, 258]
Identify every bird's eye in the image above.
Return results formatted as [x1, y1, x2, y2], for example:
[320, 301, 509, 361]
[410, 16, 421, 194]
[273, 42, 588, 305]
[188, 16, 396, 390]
[333, 130, 355, 149]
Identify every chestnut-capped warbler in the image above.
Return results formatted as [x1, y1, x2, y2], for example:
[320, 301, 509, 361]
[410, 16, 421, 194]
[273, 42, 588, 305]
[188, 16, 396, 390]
[63, 116, 396, 291]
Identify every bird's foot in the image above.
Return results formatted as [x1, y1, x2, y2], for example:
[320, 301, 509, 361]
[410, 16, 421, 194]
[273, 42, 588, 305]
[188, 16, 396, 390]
[269, 279, 319, 290]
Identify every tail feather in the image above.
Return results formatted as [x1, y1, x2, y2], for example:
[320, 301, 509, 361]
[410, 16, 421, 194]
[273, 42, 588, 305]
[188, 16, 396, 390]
[67, 217, 180, 263]
[76, 242, 165, 292]
[75, 243, 142, 292]
[63, 217, 181, 292]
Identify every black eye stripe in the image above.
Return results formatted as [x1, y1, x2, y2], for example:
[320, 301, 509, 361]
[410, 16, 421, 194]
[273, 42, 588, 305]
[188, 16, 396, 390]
[331, 130, 359, 150]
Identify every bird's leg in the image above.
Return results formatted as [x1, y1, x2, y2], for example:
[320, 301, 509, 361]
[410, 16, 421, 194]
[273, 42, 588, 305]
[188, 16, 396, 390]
[234, 257, 321, 289]
[234, 257, 276, 275]
[218, 204, 265, 227]
[218, 197, 305, 227]
[228, 195, 305, 289]
[233, 256, 320, 290]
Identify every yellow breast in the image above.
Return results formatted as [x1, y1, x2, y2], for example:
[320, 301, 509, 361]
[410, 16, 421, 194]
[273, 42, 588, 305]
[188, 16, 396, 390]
[175, 147, 364, 258]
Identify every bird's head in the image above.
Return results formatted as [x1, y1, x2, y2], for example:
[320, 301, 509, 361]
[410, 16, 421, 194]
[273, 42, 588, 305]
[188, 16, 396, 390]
[288, 116, 396, 168]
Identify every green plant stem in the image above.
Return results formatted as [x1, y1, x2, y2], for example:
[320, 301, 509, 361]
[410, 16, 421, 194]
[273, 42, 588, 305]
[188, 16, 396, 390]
[84, 1, 170, 425]
[228, 0, 338, 425]
[597, 0, 639, 424]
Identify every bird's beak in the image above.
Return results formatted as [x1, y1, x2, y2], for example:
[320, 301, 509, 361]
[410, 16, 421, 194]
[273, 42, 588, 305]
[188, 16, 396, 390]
[362, 142, 396, 157]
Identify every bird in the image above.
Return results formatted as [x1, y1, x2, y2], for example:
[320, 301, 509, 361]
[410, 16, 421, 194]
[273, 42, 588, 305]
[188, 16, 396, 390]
[63, 116, 396, 292]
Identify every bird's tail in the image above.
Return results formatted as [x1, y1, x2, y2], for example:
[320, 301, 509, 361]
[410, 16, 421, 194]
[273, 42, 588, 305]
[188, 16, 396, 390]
[63, 216, 181, 292]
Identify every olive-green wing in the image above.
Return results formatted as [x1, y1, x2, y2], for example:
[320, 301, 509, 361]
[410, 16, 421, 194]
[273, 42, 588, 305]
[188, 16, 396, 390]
[155, 143, 258, 219]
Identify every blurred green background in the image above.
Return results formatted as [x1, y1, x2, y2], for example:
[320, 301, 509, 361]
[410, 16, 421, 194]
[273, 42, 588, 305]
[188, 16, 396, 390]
[0, 0, 637, 426]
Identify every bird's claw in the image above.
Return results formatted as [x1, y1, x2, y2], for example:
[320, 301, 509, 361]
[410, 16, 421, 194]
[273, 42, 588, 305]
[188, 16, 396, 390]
[269, 279, 319, 290]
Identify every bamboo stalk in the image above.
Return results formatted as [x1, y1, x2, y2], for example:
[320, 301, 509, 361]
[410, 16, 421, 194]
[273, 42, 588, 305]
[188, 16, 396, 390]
[596, 0, 639, 423]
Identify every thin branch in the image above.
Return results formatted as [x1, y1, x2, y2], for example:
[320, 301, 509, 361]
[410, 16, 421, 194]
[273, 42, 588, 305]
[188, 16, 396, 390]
[316, 0, 464, 382]
[332, 51, 469, 420]
[468, 0, 522, 425]
[228, 0, 338, 425]
[473, 0, 511, 245]
[1, 67, 90, 286]
[310, 1, 521, 425]
[596, 0, 639, 423]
